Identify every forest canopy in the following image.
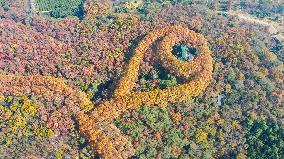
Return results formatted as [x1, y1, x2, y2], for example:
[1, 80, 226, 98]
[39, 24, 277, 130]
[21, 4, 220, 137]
[0, 0, 283, 159]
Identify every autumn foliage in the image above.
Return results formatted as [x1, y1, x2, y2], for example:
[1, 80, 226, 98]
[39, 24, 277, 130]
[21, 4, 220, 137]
[0, 25, 212, 158]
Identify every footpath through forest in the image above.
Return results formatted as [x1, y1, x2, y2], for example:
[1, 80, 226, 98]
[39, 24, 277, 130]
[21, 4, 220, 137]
[218, 10, 284, 42]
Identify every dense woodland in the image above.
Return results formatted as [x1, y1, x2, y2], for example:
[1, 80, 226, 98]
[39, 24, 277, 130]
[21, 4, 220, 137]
[0, 0, 283, 159]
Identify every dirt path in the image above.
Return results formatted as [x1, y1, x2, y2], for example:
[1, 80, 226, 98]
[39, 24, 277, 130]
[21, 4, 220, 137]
[30, 0, 36, 11]
[218, 10, 284, 42]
